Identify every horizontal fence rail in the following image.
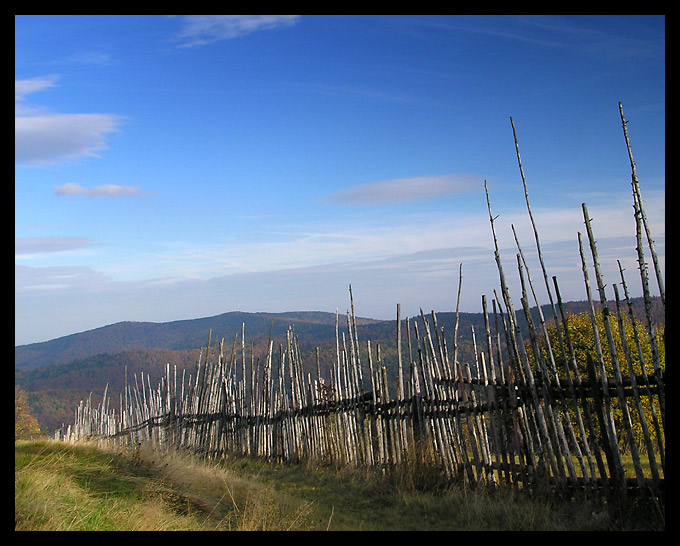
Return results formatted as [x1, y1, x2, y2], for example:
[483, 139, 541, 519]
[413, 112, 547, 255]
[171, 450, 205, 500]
[61, 105, 664, 503]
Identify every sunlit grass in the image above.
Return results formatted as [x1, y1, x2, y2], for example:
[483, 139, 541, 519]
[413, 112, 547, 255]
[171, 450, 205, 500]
[216, 448, 662, 531]
[15, 440, 313, 531]
[15, 439, 663, 531]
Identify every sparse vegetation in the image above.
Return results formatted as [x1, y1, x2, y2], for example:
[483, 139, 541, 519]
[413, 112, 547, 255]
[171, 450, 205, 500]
[15, 439, 663, 531]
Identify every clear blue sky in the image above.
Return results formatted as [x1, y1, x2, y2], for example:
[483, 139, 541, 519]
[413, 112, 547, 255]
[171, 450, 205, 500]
[15, 15, 665, 346]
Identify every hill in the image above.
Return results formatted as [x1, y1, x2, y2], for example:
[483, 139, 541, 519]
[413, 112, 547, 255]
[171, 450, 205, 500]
[14, 310, 385, 371]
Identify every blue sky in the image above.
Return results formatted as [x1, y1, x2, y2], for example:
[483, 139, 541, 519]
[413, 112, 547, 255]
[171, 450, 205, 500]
[15, 15, 665, 346]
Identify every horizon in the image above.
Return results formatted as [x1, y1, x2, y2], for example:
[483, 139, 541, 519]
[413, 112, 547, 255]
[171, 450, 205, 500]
[15, 15, 665, 345]
[15, 292, 662, 349]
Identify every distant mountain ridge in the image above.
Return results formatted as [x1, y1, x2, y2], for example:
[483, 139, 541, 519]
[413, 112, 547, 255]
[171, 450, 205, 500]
[14, 310, 381, 371]
[15, 297, 662, 371]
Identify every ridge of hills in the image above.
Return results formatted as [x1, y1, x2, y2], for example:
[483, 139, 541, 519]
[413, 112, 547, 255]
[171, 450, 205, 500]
[15, 297, 663, 433]
[15, 297, 663, 371]
[15, 310, 387, 371]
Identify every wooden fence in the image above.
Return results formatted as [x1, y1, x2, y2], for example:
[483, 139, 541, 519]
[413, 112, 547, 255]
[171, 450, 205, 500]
[61, 104, 664, 501]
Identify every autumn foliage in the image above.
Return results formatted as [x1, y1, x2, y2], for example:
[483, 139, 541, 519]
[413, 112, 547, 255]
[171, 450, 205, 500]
[15, 386, 42, 439]
[529, 310, 665, 453]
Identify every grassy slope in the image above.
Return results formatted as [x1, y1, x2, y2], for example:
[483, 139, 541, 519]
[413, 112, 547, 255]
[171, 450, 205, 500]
[15, 440, 313, 531]
[15, 440, 663, 531]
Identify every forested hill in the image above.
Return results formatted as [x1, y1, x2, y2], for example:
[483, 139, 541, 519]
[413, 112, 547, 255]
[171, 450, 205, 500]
[14, 311, 383, 371]
[16, 297, 662, 372]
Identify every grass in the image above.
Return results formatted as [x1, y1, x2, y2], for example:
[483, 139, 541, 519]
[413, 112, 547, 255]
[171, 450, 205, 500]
[15, 439, 313, 531]
[220, 453, 663, 531]
[15, 439, 664, 531]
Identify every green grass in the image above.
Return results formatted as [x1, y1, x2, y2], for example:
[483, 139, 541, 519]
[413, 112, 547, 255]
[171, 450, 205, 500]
[15, 440, 313, 531]
[218, 454, 663, 531]
[15, 439, 663, 531]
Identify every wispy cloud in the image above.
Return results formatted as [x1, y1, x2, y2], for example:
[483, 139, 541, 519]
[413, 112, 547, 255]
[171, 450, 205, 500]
[54, 183, 144, 198]
[15, 264, 112, 292]
[63, 51, 117, 66]
[15, 76, 122, 166]
[325, 174, 482, 205]
[15, 236, 100, 257]
[175, 15, 301, 47]
[109, 188, 664, 290]
[412, 15, 663, 61]
[15, 75, 59, 105]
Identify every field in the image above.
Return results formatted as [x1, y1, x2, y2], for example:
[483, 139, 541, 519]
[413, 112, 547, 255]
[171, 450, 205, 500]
[15, 439, 663, 531]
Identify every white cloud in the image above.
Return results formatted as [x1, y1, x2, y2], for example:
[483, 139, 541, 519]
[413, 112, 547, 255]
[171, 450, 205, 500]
[15, 76, 122, 166]
[15, 75, 59, 104]
[175, 15, 301, 47]
[102, 188, 663, 288]
[54, 183, 142, 198]
[326, 174, 482, 205]
[15, 112, 121, 165]
[15, 264, 112, 293]
[15, 236, 100, 258]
